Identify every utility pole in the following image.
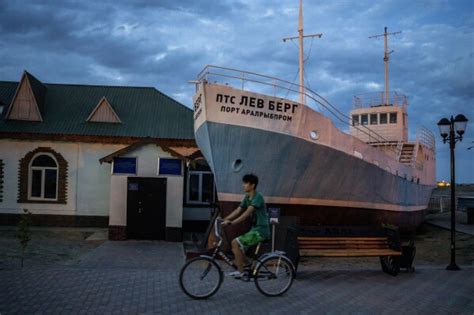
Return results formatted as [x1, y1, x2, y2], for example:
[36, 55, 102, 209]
[283, 0, 322, 105]
[369, 27, 401, 106]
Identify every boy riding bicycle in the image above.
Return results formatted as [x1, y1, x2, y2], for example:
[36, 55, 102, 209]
[221, 174, 270, 278]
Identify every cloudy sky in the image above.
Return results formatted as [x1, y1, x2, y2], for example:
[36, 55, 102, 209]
[1, 0, 473, 182]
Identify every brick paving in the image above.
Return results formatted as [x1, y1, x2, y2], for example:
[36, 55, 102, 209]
[0, 240, 473, 314]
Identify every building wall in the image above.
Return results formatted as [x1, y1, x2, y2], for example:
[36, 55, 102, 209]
[0, 139, 199, 239]
[0, 139, 121, 218]
[108, 144, 185, 241]
[183, 207, 212, 221]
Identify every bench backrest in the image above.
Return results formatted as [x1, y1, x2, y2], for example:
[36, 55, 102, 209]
[284, 225, 402, 266]
[297, 236, 391, 250]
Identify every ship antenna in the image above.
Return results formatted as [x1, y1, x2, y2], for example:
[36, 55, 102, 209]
[369, 27, 402, 106]
[282, 0, 322, 105]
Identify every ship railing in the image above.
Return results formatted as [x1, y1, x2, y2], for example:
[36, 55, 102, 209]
[197, 65, 304, 101]
[196, 65, 403, 157]
[353, 91, 408, 109]
[416, 126, 436, 151]
[396, 141, 403, 161]
[411, 142, 420, 166]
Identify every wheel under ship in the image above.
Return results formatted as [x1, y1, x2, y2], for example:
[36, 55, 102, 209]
[192, 66, 436, 231]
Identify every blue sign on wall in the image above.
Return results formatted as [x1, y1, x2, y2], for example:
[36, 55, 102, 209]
[159, 158, 182, 175]
[113, 157, 137, 174]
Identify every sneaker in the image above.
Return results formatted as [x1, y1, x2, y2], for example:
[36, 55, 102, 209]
[227, 271, 244, 279]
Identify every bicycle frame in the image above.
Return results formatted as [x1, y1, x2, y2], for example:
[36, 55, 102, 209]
[180, 204, 296, 299]
[201, 217, 295, 279]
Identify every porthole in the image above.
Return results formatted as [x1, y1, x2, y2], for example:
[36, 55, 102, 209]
[310, 130, 319, 140]
[232, 159, 243, 172]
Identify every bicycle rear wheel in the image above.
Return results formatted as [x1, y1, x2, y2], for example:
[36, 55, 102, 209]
[179, 256, 223, 299]
[254, 255, 294, 297]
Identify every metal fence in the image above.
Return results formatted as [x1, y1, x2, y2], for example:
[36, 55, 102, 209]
[427, 195, 452, 213]
[428, 195, 474, 213]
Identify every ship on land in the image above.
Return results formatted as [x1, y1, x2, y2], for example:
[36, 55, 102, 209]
[192, 2, 436, 231]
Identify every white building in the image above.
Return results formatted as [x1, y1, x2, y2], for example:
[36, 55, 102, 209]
[0, 71, 214, 241]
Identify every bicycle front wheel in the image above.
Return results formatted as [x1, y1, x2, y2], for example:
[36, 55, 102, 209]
[255, 255, 294, 297]
[179, 256, 223, 299]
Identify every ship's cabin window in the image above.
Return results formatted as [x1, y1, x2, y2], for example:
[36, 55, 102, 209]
[370, 114, 378, 125]
[390, 112, 397, 124]
[380, 113, 387, 124]
[361, 114, 368, 125]
[352, 115, 359, 126]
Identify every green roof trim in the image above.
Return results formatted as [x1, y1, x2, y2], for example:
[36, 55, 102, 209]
[0, 74, 194, 140]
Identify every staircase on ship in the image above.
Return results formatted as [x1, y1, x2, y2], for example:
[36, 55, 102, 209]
[398, 143, 415, 165]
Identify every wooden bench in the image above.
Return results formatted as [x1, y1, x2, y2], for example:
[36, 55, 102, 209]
[285, 225, 405, 276]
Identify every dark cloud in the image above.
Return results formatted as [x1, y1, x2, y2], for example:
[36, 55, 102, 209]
[0, 0, 473, 182]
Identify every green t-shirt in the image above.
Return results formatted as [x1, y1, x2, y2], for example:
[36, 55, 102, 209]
[240, 192, 270, 239]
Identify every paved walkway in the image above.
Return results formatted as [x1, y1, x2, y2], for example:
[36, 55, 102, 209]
[426, 212, 474, 236]
[1, 241, 473, 314]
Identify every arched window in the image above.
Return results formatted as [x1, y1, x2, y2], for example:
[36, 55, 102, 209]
[29, 154, 59, 200]
[18, 147, 68, 204]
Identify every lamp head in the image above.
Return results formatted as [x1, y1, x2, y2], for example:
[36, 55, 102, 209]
[437, 118, 450, 140]
[454, 114, 468, 137]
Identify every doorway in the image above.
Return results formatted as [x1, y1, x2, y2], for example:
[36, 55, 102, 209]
[127, 177, 167, 240]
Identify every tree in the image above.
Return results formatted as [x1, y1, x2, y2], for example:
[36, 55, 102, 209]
[17, 209, 32, 268]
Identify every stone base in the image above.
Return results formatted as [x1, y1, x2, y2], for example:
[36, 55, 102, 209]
[108, 225, 182, 241]
[182, 220, 210, 233]
[166, 227, 183, 242]
[0, 213, 108, 227]
[108, 225, 127, 241]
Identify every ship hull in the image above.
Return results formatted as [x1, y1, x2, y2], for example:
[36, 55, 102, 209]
[196, 120, 432, 230]
[218, 201, 426, 232]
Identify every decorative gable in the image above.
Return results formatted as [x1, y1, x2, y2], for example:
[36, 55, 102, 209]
[5, 71, 46, 122]
[86, 97, 121, 123]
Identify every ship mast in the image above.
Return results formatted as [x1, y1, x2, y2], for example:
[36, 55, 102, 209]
[369, 27, 401, 106]
[283, 0, 322, 105]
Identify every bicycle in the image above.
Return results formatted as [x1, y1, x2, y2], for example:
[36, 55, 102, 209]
[179, 216, 295, 299]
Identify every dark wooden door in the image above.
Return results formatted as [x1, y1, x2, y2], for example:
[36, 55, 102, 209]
[127, 177, 167, 240]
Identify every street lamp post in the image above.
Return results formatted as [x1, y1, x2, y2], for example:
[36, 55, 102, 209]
[437, 114, 468, 271]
